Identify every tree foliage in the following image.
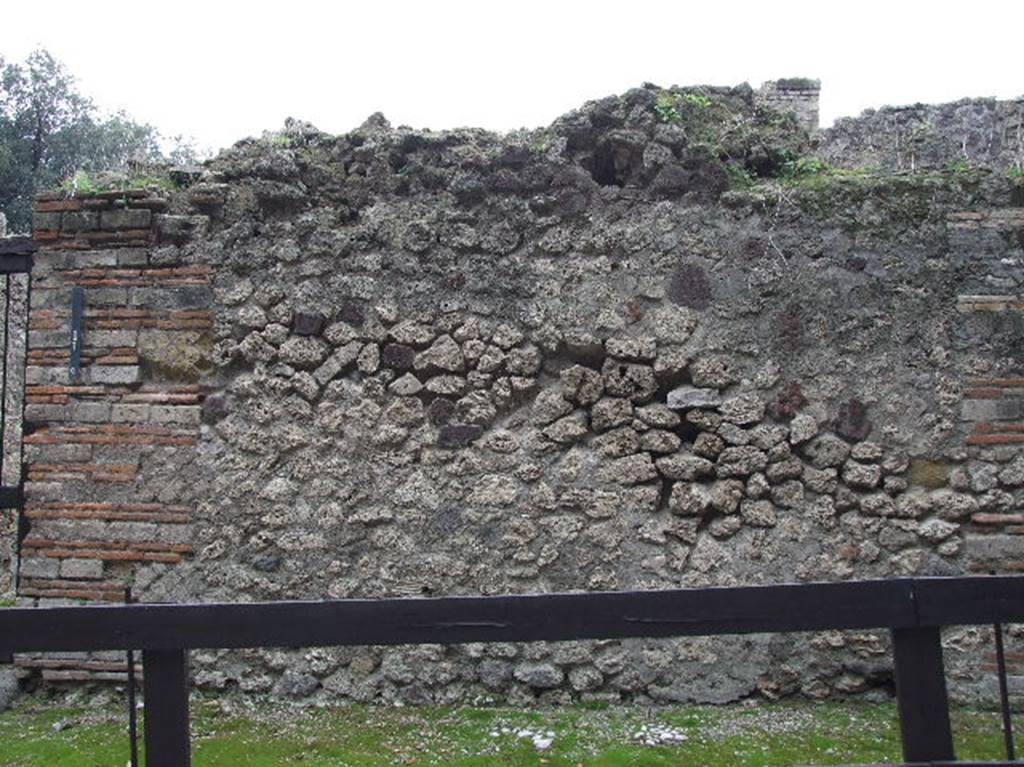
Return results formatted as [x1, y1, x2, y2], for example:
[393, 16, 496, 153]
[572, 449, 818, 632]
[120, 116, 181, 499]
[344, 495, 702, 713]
[0, 49, 190, 233]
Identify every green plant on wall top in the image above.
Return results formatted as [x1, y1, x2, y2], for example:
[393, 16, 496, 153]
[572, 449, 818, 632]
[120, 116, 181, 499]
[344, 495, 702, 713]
[654, 92, 682, 123]
[59, 168, 177, 197]
[948, 158, 975, 175]
[654, 89, 711, 123]
[780, 153, 830, 180]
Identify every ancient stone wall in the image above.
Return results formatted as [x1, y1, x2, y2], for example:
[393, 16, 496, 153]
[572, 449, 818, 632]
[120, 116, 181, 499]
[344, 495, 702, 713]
[818, 97, 1024, 172]
[11, 83, 1024, 704]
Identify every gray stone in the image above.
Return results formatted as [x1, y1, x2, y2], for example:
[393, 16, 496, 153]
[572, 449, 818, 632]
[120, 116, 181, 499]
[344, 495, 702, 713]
[593, 427, 641, 458]
[666, 386, 722, 410]
[639, 429, 681, 454]
[804, 467, 838, 495]
[851, 441, 884, 461]
[929, 490, 979, 520]
[59, 558, 103, 579]
[749, 425, 788, 450]
[438, 423, 485, 448]
[655, 454, 714, 481]
[918, 518, 959, 542]
[709, 515, 743, 538]
[513, 663, 564, 689]
[998, 456, 1024, 487]
[788, 413, 818, 445]
[771, 480, 804, 508]
[635, 403, 680, 429]
[425, 375, 466, 396]
[19, 557, 59, 578]
[388, 373, 423, 396]
[479, 660, 512, 689]
[718, 422, 751, 446]
[605, 336, 657, 361]
[859, 493, 896, 517]
[560, 365, 604, 404]
[709, 479, 745, 514]
[745, 472, 770, 499]
[689, 355, 738, 388]
[415, 334, 465, 372]
[693, 432, 725, 459]
[720, 394, 765, 426]
[314, 341, 362, 383]
[491, 323, 524, 349]
[390, 321, 435, 347]
[357, 343, 380, 374]
[842, 460, 882, 489]
[280, 336, 329, 368]
[70, 401, 112, 423]
[668, 483, 712, 516]
[292, 312, 326, 336]
[687, 409, 722, 431]
[275, 670, 320, 698]
[505, 345, 542, 375]
[591, 398, 634, 432]
[601, 359, 657, 402]
[740, 499, 777, 527]
[101, 207, 151, 230]
[654, 347, 689, 380]
[543, 412, 589, 444]
[766, 457, 803, 482]
[716, 445, 768, 478]
[0, 668, 18, 711]
[476, 345, 507, 373]
[568, 666, 604, 692]
[532, 389, 573, 425]
[381, 343, 416, 369]
[802, 434, 851, 469]
[88, 365, 141, 385]
[602, 453, 658, 485]
[968, 462, 999, 493]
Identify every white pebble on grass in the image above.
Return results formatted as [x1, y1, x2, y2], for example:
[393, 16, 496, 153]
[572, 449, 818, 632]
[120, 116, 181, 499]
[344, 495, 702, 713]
[634, 723, 688, 746]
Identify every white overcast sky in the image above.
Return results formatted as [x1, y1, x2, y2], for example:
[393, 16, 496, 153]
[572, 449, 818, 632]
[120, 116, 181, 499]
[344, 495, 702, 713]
[2, 0, 1022, 154]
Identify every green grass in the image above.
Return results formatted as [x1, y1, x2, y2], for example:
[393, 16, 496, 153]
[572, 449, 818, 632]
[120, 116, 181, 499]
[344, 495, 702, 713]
[60, 169, 177, 196]
[0, 695, 1016, 766]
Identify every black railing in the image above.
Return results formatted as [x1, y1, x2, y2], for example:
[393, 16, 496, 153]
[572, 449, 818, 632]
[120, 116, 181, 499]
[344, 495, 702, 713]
[2, 576, 1023, 766]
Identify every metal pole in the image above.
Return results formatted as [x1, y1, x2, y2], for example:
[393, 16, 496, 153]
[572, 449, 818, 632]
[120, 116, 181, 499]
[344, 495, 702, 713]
[994, 621, 1017, 760]
[125, 587, 139, 767]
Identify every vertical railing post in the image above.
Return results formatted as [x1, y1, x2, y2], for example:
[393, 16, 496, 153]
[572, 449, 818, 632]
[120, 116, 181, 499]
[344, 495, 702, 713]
[994, 622, 1017, 760]
[142, 649, 191, 767]
[891, 625, 955, 762]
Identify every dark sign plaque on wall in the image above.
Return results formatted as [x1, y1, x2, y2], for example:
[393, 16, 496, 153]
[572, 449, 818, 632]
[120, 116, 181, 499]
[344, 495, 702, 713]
[69, 286, 84, 381]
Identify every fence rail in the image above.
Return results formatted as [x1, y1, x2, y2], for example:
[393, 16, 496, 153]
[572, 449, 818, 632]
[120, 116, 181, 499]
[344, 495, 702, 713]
[2, 576, 1023, 766]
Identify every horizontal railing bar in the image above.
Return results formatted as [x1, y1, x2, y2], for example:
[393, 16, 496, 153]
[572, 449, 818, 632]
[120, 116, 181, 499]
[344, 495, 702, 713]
[0, 253, 33, 273]
[3, 577, 1023, 654]
[0, 485, 22, 509]
[915, 577, 1024, 626]
[0, 238, 36, 255]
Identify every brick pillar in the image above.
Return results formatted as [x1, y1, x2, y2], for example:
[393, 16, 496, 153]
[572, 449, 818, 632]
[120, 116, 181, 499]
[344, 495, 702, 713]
[756, 78, 821, 131]
[18, 189, 213, 683]
[947, 206, 1024, 575]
